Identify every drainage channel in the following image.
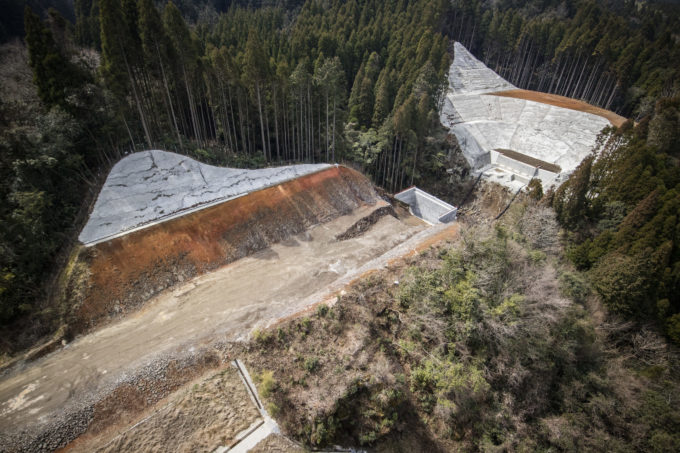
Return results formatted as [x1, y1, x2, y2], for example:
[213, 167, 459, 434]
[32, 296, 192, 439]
[213, 359, 281, 453]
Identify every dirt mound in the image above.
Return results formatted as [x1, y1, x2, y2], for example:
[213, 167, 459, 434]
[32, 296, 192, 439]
[61, 166, 377, 338]
[335, 206, 398, 240]
[490, 89, 627, 127]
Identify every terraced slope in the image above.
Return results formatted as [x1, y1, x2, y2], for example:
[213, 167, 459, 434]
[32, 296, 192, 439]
[440, 42, 621, 190]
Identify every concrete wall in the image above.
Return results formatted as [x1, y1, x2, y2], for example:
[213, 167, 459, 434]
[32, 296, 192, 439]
[395, 187, 457, 224]
[493, 152, 537, 179]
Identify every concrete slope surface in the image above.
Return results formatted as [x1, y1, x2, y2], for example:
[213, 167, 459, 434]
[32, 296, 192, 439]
[447, 42, 516, 95]
[441, 42, 613, 191]
[79, 150, 330, 244]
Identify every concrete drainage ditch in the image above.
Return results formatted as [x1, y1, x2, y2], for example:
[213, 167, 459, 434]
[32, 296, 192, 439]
[215, 360, 282, 453]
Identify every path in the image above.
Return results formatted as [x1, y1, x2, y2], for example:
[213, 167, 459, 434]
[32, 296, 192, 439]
[0, 204, 449, 445]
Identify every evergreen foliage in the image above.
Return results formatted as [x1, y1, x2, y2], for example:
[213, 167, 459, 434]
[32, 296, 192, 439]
[447, 0, 680, 117]
[553, 99, 680, 342]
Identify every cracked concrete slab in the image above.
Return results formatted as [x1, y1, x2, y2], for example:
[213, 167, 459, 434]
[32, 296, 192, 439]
[79, 150, 330, 245]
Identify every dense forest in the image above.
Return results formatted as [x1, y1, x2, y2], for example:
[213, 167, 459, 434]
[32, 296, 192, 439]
[0, 0, 679, 353]
[449, 0, 680, 116]
[552, 100, 680, 343]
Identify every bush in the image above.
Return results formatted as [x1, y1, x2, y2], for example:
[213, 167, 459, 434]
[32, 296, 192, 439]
[304, 356, 320, 373]
[666, 313, 680, 344]
[253, 328, 273, 345]
[529, 250, 546, 263]
[527, 178, 543, 200]
[559, 270, 590, 304]
[490, 294, 523, 320]
[267, 401, 280, 416]
[316, 303, 329, 317]
[256, 370, 277, 398]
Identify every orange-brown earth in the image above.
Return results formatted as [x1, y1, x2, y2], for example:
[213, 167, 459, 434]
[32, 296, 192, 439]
[1, 165, 449, 452]
[490, 89, 627, 127]
[67, 165, 376, 337]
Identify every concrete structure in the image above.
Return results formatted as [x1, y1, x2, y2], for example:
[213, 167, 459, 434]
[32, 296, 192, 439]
[79, 150, 330, 245]
[394, 187, 457, 224]
[440, 42, 611, 191]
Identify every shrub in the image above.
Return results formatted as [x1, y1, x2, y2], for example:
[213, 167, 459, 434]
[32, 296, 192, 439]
[256, 370, 277, 398]
[527, 178, 543, 200]
[304, 356, 320, 373]
[528, 250, 547, 263]
[267, 401, 280, 416]
[559, 270, 590, 304]
[316, 303, 329, 317]
[666, 313, 680, 344]
[253, 328, 273, 345]
[490, 294, 523, 320]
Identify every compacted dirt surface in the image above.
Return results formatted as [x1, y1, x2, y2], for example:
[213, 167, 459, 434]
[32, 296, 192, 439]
[0, 200, 451, 452]
[490, 89, 627, 127]
[68, 367, 261, 453]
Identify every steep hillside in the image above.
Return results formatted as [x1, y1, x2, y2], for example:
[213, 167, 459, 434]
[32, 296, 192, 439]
[62, 161, 377, 338]
[241, 192, 680, 452]
[441, 42, 619, 191]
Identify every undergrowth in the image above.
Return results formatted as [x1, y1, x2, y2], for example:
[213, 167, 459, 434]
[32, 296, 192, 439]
[245, 198, 680, 452]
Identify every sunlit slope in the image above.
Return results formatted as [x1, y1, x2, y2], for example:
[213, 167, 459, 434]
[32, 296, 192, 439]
[68, 163, 376, 336]
[440, 42, 620, 190]
[79, 150, 330, 245]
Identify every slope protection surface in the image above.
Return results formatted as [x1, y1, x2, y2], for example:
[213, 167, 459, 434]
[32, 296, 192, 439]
[440, 42, 612, 190]
[79, 150, 330, 244]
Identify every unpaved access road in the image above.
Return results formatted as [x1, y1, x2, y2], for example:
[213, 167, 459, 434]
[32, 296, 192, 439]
[0, 202, 451, 444]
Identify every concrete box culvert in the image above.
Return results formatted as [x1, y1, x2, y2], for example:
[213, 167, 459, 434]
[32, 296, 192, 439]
[394, 187, 458, 225]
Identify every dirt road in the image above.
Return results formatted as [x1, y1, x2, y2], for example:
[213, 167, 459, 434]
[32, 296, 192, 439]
[0, 202, 448, 448]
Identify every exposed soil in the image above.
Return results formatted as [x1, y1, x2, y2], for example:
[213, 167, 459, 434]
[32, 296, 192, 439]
[64, 165, 377, 339]
[335, 206, 399, 240]
[0, 194, 451, 452]
[490, 89, 628, 127]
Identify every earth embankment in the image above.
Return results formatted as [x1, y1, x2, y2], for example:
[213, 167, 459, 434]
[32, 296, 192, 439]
[63, 165, 376, 337]
[490, 89, 627, 127]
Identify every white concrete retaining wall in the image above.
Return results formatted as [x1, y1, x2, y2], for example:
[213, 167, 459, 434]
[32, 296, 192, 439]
[394, 187, 457, 224]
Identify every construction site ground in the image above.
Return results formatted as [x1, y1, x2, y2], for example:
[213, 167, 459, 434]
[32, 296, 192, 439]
[64, 366, 261, 453]
[0, 200, 459, 452]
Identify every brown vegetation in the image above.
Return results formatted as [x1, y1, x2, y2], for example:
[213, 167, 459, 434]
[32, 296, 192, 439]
[242, 193, 680, 451]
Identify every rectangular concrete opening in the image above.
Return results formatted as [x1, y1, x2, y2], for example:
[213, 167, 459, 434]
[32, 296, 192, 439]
[394, 187, 458, 224]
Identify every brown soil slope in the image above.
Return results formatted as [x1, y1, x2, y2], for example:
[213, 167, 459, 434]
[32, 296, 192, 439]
[64, 166, 377, 337]
[490, 89, 627, 127]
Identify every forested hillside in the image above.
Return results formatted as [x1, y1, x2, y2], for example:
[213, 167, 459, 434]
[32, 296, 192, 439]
[448, 0, 680, 116]
[553, 101, 680, 343]
[1, 0, 679, 353]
